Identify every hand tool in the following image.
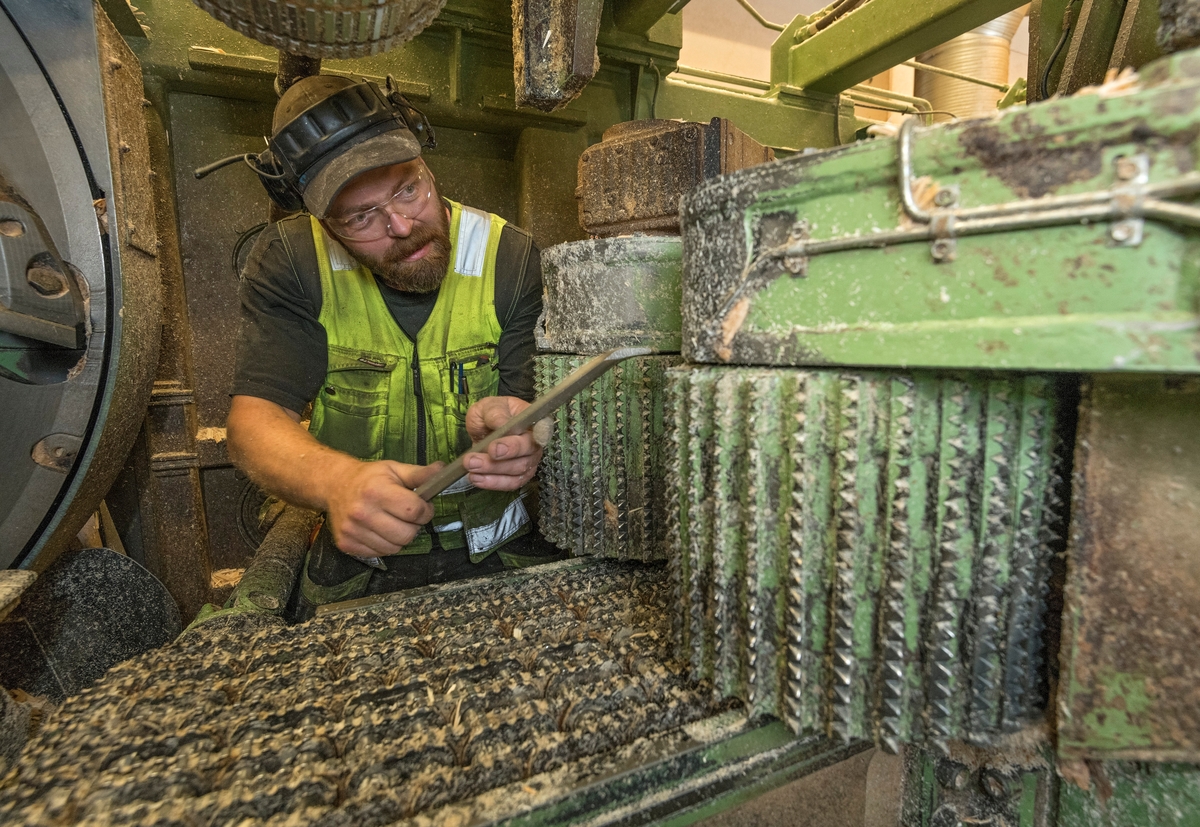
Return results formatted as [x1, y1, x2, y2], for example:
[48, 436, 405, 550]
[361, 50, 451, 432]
[359, 346, 654, 569]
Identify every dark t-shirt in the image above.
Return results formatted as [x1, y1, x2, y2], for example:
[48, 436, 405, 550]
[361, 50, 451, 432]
[232, 211, 543, 414]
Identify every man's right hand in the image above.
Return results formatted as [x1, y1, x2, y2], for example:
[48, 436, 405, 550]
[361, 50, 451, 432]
[324, 460, 443, 559]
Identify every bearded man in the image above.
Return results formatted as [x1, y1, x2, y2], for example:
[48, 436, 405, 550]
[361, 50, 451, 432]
[227, 75, 560, 619]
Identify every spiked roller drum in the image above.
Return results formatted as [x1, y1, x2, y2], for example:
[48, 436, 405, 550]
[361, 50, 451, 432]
[668, 365, 1072, 751]
[192, 0, 447, 59]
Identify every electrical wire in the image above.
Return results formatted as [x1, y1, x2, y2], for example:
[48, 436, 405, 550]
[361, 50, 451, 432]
[1040, 1, 1080, 100]
[232, 222, 268, 280]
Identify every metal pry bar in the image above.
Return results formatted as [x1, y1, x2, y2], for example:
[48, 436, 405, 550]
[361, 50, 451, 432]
[414, 346, 654, 501]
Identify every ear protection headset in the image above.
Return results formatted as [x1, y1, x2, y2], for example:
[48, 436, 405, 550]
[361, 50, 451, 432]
[195, 77, 436, 213]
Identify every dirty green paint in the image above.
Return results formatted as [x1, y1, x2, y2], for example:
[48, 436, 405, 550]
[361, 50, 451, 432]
[713, 374, 750, 701]
[1019, 771, 1040, 826]
[749, 372, 800, 722]
[684, 54, 1200, 371]
[1072, 670, 1157, 751]
[1058, 375, 1200, 760]
[1058, 761, 1200, 827]
[795, 369, 841, 736]
[666, 365, 1065, 749]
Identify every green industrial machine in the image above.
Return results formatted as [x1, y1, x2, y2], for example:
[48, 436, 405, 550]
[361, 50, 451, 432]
[3, 0, 1200, 824]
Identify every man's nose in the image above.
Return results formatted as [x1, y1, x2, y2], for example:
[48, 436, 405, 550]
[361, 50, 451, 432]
[384, 209, 415, 237]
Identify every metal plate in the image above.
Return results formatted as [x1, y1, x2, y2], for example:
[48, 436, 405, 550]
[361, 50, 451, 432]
[1058, 374, 1200, 761]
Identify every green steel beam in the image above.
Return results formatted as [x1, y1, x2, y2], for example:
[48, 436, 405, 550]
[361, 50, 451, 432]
[773, 0, 1028, 95]
[613, 0, 692, 36]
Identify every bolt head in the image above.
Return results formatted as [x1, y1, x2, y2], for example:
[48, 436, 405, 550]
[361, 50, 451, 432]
[934, 188, 956, 207]
[981, 768, 1013, 799]
[1115, 156, 1139, 181]
[930, 239, 955, 261]
[1110, 222, 1134, 242]
[935, 758, 970, 791]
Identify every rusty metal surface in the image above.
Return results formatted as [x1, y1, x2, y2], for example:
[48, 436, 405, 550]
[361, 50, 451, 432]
[1059, 374, 1200, 761]
[577, 118, 773, 237]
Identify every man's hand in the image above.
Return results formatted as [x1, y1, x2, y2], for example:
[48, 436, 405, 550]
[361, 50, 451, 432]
[463, 396, 543, 491]
[325, 461, 443, 559]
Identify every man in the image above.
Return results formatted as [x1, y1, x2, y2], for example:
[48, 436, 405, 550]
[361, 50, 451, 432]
[227, 75, 560, 618]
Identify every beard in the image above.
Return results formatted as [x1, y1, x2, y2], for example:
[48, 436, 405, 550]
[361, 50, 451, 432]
[353, 207, 451, 293]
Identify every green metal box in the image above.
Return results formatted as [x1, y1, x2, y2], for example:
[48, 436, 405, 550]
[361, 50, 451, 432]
[680, 50, 1200, 373]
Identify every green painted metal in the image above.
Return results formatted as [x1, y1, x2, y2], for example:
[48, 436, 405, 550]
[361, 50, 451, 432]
[1059, 374, 1200, 761]
[770, 0, 1027, 94]
[658, 70, 855, 154]
[667, 365, 1069, 751]
[903, 744, 1059, 827]
[1058, 0, 1131, 94]
[533, 354, 682, 562]
[681, 48, 1200, 372]
[1058, 761, 1200, 827]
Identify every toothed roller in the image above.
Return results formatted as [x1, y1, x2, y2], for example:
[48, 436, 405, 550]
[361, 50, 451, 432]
[665, 366, 1071, 752]
[534, 354, 683, 562]
[0, 562, 725, 825]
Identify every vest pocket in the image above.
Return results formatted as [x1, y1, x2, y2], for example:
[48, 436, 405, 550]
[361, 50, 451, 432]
[314, 346, 397, 460]
[445, 345, 499, 453]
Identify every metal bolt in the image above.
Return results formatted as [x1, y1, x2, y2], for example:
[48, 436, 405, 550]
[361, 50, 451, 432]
[933, 188, 956, 207]
[981, 768, 1013, 799]
[1115, 156, 1139, 181]
[930, 239, 955, 262]
[27, 264, 68, 297]
[0, 219, 24, 238]
[931, 804, 963, 827]
[1110, 222, 1134, 243]
[935, 758, 971, 791]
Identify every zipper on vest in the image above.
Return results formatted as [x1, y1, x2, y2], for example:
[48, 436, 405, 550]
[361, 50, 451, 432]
[410, 338, 427, 466]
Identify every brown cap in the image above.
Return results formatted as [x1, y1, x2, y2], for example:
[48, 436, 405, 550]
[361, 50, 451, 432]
[271, 75, 423, 218]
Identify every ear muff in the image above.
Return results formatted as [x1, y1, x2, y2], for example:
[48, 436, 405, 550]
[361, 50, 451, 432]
[193, 77, 435, 214]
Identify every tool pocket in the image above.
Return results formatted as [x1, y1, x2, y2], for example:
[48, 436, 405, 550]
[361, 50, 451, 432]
[310, 345, 397, 460]
[445, 344, 499, 453]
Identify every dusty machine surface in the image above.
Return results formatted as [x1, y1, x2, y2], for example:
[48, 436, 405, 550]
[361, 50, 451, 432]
[4, 0, 1200, 824]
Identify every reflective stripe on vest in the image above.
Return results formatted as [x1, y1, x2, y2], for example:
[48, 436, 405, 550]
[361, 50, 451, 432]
[308, 201, 529, 558]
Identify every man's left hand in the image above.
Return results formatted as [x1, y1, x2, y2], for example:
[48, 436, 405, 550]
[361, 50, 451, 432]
[463, 396, 543, 491]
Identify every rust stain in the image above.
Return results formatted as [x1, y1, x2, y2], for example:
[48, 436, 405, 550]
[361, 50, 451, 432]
[978, 339, 1010, 354]
[993, 265, 1018, 288]
[719, 296, 751, 355]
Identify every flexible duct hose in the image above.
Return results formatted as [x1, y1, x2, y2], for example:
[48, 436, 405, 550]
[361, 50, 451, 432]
[914, 6, 1028, 123]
